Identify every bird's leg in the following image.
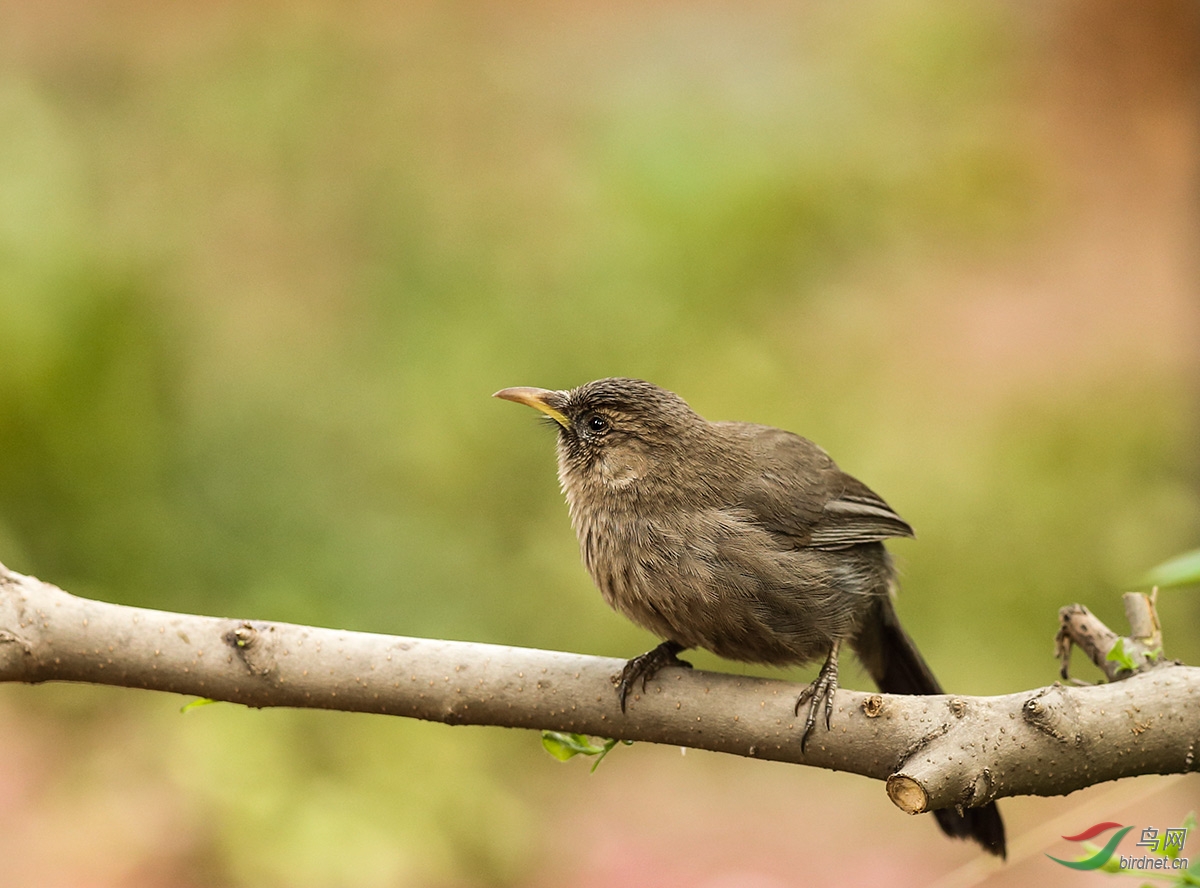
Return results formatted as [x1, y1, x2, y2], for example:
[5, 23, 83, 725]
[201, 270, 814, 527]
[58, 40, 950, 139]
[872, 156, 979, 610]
[617, 640, 692, 712]
[795, 639, 841, 752]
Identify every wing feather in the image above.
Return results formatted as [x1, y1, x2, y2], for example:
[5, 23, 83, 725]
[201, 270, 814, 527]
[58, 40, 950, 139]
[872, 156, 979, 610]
[727, 424, 913, 550]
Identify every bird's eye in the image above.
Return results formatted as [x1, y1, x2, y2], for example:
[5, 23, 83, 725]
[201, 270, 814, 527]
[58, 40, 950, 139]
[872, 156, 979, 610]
[585, 413, 609, 434]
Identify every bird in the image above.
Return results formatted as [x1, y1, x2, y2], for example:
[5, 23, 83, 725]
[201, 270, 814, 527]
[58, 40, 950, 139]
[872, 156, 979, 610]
[494, 376, 1005, 858]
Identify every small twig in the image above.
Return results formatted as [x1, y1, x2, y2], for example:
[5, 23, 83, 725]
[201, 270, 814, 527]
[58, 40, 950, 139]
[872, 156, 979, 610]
[1056, 591, 1167, 683]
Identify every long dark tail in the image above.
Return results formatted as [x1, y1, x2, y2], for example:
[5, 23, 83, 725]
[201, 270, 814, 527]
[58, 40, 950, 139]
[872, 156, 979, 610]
[851, 597, 1007, 859]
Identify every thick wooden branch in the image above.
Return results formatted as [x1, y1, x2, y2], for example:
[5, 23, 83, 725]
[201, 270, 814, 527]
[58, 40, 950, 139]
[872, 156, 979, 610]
[2, 562, 1197, 816]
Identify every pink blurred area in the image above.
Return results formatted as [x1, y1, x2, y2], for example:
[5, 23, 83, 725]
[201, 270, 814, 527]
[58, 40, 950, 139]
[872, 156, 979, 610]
[0, 705, 1196, 887]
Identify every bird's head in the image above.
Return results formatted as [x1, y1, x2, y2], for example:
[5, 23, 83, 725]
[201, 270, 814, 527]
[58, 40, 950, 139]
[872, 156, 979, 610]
[494, 377, 704, 494]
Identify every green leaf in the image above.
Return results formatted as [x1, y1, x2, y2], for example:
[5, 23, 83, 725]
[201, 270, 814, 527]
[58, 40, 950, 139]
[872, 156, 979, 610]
[179, 697, 218, 714]
[540, 732, 580, 761]
[1106, 638, 1137, 672]
[539, 731, 632, 770]
[588, 738, 618, 772]
[1160, 812, 1196, 862]
[540, 731, 604, 761]
[1143, 548, 1200, 589]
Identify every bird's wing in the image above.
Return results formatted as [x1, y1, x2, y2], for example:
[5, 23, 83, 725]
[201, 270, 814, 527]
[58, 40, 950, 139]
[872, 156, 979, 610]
[807, 475, 914, 549]
[728, 423, 914, 550]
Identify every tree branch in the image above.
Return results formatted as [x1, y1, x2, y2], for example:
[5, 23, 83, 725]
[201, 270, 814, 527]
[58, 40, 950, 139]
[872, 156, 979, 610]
[2, 561, 1196, 816]
[1056, 591, 1166, 681]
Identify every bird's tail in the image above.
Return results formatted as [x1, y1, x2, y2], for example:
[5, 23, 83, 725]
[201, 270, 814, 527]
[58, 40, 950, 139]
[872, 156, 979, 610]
[851, 596, 1007, 859]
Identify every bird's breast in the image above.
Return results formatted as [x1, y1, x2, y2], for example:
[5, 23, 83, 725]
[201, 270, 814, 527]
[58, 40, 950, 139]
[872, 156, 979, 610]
[567, 496, 638, 603]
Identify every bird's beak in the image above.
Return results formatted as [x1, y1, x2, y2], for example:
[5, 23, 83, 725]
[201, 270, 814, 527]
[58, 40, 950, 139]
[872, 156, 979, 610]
[493, 387, 570, 429]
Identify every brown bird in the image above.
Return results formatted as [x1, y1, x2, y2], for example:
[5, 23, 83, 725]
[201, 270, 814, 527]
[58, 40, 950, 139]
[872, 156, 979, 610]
[495, 377, 1005, 858]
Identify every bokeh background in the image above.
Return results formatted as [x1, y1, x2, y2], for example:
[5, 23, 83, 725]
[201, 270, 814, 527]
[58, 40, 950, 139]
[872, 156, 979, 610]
[1, 1, 1198, 885]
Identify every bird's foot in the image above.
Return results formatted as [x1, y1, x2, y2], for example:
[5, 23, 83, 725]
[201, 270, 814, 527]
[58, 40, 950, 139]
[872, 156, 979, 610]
[795, 640, 841, 752]
[617, 640, 691, 712]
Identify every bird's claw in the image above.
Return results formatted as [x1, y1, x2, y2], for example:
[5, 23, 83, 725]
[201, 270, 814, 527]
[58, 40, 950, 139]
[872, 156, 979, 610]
[796, 644, 840, 752]
[617, 640, 691, 712]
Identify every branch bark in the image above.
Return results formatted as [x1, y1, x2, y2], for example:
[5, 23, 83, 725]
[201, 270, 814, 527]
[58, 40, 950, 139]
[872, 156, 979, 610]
[2, 561, 1197, 816]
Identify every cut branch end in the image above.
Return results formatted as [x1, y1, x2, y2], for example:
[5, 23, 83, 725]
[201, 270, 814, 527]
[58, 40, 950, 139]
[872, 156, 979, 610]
[886, 774, 928, 815]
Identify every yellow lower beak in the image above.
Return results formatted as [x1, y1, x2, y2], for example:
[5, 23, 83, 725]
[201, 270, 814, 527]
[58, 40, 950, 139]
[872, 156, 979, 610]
[493, 387, 570, 429]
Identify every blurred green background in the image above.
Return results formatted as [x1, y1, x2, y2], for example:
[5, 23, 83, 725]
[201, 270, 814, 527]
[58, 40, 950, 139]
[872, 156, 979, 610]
[1, 1, 1198, 886]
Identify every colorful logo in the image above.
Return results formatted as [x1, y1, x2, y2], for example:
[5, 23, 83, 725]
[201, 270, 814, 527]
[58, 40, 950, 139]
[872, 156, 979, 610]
[1047, 822, 1134, 870]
